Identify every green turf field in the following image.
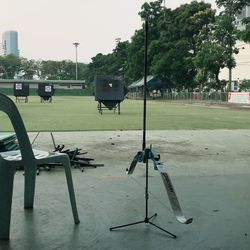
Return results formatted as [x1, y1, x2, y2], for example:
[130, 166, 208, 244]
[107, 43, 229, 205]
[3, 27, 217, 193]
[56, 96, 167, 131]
[1, 95, 250, 132]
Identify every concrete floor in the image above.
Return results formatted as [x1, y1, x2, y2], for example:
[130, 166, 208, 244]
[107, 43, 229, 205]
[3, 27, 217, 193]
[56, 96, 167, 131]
[1, 130, 250, 250]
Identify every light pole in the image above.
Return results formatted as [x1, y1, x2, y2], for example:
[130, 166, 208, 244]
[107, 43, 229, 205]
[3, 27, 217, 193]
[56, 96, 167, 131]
[115, 37, 121, 46]
[73, 42, 80, 80]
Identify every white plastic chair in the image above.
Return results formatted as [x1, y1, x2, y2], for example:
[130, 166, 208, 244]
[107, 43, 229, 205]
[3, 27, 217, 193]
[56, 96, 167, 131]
[0, 93, 80, 240]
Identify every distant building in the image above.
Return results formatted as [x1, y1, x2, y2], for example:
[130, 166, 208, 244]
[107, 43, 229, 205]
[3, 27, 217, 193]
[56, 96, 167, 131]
[0, 42, 4, 56]
[235, 6, 250, 30]
[219, 6, 250, 83]
[1, 30, 19, 57]
[219, 41, 250, 82]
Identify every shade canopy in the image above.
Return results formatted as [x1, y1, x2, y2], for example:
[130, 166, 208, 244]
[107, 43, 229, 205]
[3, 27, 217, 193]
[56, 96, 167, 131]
[128, 75, 172, 90]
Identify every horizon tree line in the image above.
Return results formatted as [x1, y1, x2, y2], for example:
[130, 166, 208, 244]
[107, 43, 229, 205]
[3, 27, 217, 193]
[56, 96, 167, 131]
[1, 0, 250, 92]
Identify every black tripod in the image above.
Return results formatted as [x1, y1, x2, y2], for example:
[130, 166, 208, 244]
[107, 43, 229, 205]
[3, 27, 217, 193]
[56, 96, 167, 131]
[109, 148, 177, 238]
[109, 20, 177, 238]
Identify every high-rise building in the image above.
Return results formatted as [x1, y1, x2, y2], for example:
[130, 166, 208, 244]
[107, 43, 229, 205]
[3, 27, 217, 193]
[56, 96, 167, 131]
[1, 30, 19, 57]
[236, 6, 250, 30]
[0, 42, 4, 56]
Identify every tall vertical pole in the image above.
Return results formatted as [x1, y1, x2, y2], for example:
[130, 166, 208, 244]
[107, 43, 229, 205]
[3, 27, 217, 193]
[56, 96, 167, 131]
[145, 148, 149, 219]
[142, 20, 148, 151]
[73, 42, 80, 80]
[143, 20, 149, 219]
[75, 45, 78, 80]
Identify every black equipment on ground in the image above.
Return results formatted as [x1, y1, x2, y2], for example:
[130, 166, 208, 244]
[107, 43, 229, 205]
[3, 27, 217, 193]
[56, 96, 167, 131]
[38, 83, 54, 102]
[94, 75, 128, 114]
[36, 146, 104, 175]
[13, 82, 29, 103]
[18, 132, 104, 175]
[53, 145, 104, 173]
[36, 133, 104, 174]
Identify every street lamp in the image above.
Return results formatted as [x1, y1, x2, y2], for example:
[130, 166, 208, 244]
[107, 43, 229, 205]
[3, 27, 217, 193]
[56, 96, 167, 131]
[73, 42, 80, 80]
[115, 37, 121, 46]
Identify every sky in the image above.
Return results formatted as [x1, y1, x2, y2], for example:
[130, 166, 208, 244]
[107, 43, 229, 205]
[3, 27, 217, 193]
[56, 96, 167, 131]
[0, 0, 217, 63]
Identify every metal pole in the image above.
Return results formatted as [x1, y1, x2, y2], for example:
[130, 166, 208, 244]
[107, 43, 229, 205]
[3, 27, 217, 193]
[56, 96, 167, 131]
[142, 20, 148, 151]
[73, 42, 80, 80]
[76, 45, 78, 80]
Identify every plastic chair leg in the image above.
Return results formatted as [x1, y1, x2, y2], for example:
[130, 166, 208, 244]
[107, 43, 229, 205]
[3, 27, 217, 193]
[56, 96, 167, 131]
[61, 157, 80, 224]
[24, 165, 37, 209]
[0, 163, 15, 240]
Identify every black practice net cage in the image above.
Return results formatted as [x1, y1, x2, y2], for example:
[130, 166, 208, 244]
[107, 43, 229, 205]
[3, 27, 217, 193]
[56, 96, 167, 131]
[94, 75, 128, 114]
[13, 82, 29, 103]
[38, 83, 55, 102]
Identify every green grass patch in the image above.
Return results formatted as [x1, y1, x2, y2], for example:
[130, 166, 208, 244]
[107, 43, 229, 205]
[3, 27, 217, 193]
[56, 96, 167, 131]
[1, 96, 250, 132]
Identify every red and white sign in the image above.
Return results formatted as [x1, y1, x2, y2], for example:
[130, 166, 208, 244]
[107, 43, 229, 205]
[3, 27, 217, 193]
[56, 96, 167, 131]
[228, 92, 250, 104]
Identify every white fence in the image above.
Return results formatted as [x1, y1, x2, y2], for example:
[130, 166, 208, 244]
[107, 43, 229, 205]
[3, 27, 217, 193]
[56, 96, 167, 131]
[128, 91, 229, 102]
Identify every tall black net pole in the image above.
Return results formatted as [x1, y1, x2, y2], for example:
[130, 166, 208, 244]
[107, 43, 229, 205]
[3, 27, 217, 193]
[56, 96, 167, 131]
[109, 18, 181, 238]
[142, 20, 148, 151]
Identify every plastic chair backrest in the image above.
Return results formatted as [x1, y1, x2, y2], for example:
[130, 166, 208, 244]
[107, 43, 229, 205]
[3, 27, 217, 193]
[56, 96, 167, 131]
[0, 93, 35, 160]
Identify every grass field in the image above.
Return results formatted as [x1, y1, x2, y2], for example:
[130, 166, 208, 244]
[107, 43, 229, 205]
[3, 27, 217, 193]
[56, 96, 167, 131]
[1, 95, 250, 132]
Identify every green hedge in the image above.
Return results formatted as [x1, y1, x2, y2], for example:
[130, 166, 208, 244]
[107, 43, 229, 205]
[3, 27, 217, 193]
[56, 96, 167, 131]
[0, 87, 94, 96]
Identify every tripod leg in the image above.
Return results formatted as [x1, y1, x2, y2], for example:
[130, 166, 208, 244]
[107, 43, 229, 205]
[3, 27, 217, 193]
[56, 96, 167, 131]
[110, 219, 145, 231]
[149, 221, 177, 238]
[148, 213, 157, 220]
[126, 151, 143, 175]
[154, 161, 193, 224]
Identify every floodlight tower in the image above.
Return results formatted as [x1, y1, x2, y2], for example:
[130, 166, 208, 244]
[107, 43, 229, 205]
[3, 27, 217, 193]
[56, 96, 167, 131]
[73, 42, 80, 80]
[115, 37, 121, 46]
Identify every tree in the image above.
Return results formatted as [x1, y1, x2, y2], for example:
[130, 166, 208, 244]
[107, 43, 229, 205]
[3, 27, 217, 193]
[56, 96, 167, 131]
[0, 57, 7, 78]
[216, 0, 250, 13]
[239, 79, 250, 91]
[77, 62, 88, 82]
[85, 40, 130, 84]
[193, 42, 227, 90]
[85, 53, 118, 83]
[0, 55, 21, 79]
[139, 0, 164, 40]
[112, 41, 130, 81]
[57, 60, 75, 80]
[150, 1, 214, 90]
[19, 58, 38, 79]
[193, 9, 240, 91]
[237, 17, 250, 42]
[124, 29, 145, 83]
[39, 60, 87, 80]
[83, 1, 218, 90]
[125, 1, 165, 83]
[40, 60, 61, 80]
